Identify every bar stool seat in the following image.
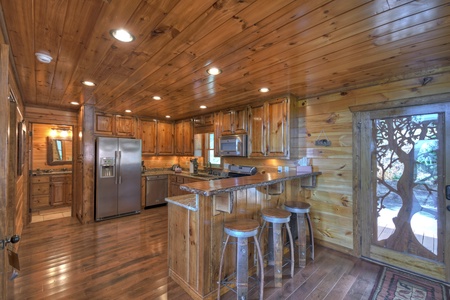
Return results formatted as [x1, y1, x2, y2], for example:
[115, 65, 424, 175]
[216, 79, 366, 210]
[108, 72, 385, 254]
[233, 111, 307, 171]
[283, 201, 314, 267]
[217, 219, 264, 300]
[259, 208, 294, 287]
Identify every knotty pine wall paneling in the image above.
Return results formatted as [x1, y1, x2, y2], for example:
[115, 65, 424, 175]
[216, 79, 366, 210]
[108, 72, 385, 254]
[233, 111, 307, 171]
[0, 44, 9, 298]
[222, 71, 450, 255]
[293, 71, 450, 254]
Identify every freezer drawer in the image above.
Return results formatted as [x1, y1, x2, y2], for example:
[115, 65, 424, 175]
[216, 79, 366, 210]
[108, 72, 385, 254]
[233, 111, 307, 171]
[145, 175, 168, 207]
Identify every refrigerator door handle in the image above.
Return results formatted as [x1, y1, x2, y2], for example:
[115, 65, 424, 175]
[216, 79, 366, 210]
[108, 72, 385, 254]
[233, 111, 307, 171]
[115, 150, 122, 184]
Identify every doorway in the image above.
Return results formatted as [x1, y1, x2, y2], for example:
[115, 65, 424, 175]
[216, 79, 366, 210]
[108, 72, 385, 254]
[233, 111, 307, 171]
[29, 123, 73, 222]
[355, 102, 450, 282]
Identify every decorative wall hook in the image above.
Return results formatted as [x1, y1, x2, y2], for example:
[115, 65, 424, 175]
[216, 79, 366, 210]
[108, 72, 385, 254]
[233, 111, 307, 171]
[315, 130, 331, 146]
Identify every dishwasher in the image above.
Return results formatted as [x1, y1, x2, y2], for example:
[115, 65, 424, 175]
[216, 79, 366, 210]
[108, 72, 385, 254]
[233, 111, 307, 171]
[145, 175, 168, 208]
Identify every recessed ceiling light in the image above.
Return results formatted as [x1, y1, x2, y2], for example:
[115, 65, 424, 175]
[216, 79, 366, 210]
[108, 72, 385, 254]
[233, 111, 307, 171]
[35, 52, 53, 63]
[259, 87, 270, 93]
[125, 109, 132, 113]
[70, 101, 80, 105]
[153, 96, 162, 100]
[200, 105, 207, 109]
[81, 80, 96, 87]
[110, 29, 135, 42]
[206, 67, 222, 75]
[165, 115, 171, 119]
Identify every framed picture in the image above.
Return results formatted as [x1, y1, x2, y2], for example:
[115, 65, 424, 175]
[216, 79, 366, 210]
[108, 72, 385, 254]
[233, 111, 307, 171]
[17, 121, 25, 176]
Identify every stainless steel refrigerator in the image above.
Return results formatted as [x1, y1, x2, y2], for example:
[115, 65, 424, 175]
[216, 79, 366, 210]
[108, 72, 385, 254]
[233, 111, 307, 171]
[95, 137, 142, 221]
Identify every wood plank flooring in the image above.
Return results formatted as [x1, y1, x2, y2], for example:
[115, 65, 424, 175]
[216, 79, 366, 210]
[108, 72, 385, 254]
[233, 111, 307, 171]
[8, 205, 382, 300]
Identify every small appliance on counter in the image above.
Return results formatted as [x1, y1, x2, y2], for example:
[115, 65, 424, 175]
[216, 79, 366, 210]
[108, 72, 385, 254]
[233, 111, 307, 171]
[172, 164, 182, 173]
[190, 158, 198, 174]
[226, 164, 257, 177]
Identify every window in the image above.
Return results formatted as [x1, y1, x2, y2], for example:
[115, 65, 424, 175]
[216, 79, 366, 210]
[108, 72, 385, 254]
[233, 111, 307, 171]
[194, 133, 221, 168]
[206, 133, 220, 167]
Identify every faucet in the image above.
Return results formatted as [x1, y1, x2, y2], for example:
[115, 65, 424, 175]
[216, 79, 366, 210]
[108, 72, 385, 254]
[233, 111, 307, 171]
[207, 162, 213, 175]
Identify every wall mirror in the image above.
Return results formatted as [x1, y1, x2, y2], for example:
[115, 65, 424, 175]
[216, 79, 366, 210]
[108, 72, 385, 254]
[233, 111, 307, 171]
[47, 136, 73, 165]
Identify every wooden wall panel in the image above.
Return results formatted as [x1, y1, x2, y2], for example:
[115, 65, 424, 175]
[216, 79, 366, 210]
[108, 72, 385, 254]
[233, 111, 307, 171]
[31, 123, 73, 170]
[290, 71, 450, 254]
[25, 106, 78, 125]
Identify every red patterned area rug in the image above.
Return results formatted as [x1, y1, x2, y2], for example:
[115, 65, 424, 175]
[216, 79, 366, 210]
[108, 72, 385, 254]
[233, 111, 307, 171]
[370, 267, 449, 300]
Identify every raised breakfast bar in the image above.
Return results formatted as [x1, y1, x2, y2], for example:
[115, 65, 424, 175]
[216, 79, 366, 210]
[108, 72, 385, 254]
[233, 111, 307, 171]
[165, 170, 321, 300]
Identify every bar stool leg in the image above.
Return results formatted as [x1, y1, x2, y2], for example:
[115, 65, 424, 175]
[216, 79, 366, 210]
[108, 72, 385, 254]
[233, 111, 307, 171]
[272, 223, 283, 287]
[285, 223, 295, 278]
[236, 237, 249, 299]
[253, 235, 264, 300]
[217, 235, 230, 300]
[306, 213, 314, 260]
[296, 213, 306, 267]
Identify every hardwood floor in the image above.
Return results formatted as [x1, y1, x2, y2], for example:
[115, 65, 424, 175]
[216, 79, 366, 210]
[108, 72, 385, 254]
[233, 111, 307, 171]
[8, 205, 382, 300]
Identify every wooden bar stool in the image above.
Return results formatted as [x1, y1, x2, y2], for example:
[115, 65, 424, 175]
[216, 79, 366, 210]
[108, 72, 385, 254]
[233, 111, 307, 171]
[217, 219, 264, 300]
[282, 201, 314, 267]
[259, 208, 294, 287]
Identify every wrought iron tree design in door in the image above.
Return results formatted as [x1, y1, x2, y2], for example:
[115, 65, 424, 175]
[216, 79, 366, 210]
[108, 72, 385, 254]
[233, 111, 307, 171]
[373, 113, 442, 261]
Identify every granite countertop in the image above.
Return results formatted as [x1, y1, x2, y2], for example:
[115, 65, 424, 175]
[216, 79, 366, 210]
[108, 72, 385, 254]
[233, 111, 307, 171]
[141, 169, 224, 180]
[165, 194, 198, 211]
[179, 171, 322, 196]
[32, 170, 72, 176]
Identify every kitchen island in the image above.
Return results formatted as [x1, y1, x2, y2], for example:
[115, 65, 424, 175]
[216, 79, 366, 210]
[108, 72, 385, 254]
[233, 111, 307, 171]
[165, 170, 321, 300]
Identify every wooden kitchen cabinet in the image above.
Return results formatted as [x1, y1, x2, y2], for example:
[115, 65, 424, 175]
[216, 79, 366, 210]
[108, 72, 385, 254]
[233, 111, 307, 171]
[94, 112, 137, 137]
[157, 121, 174, 155]
[115, 115, 137, 137]
[174, 119, 194, 155]
[169, 175, 202, 197]
[219, 107, 248, 136]
[140, 119, 174, 155]
[140, 119, 157, 155]
[249, 96, 290, 158]
[94, 112, 114, 136]
[193, 113, 214, 127]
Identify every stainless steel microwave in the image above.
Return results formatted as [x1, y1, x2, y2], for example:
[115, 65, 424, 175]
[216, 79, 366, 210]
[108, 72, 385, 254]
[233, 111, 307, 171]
[219, 134, 247, 157]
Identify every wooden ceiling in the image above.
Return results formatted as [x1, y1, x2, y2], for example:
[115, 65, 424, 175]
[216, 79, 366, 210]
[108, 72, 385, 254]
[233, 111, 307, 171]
[1, 0, 449, 120]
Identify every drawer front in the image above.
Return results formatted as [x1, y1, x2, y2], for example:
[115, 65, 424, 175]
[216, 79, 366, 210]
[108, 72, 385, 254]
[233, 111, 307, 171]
[51, 175, 67, 183]
[31, 183, 50, 195]
[32, 176, 50, 183]
[32, 195, 50, 208]
[176, 176, 184, 183]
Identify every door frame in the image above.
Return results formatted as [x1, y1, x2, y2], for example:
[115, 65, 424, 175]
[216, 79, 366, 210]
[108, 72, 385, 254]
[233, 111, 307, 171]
[351, 93, 450, 282]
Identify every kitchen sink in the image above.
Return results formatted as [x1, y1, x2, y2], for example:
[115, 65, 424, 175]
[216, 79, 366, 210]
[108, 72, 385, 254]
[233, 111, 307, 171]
[192, 173, 214, 178]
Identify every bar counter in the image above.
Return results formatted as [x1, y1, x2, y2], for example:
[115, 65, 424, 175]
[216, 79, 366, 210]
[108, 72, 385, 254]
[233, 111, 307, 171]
[166, 171, 320, 300]
[179, 170, 322, 196]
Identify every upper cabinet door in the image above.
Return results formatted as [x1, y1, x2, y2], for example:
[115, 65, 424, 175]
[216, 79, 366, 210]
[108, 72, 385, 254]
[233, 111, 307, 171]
[219, 107, 248, 136]
[183, 119, 194, 155]
[248, 96, 290, 158]
[248, 103, 266, 158]
[115, 115, 137, 137]
[157, 121, 174, 155]
[233, 107, 248, 134]
[266, 97, 289, 157]
[140, 119, 157, 155]
[220, 110, 234, 135]
[94, 113, 114, 136]
[175, 119, 193, 155]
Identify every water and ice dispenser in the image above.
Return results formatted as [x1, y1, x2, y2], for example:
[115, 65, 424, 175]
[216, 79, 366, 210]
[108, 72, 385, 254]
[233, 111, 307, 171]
[100, 157, 115, 178]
